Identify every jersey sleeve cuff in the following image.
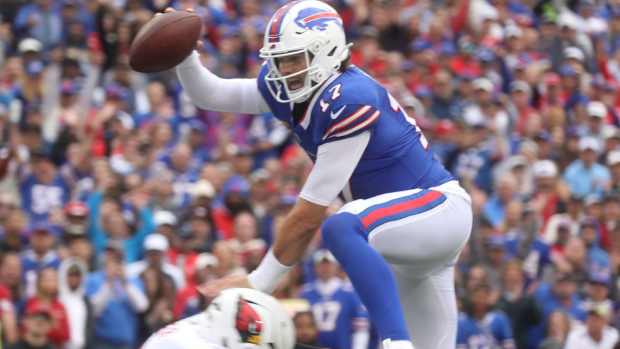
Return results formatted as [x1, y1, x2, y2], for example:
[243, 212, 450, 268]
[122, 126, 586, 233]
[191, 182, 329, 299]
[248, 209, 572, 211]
[299, 191, 333, 207]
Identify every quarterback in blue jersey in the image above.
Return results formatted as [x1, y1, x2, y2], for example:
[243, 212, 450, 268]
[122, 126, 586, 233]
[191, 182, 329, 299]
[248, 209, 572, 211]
[301, 250, 369, 349]
[175, 1, 472, 348]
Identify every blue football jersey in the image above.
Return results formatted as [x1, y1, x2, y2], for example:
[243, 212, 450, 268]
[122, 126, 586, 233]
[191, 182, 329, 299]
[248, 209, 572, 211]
[457, 311, 515, 349]
[257, 64, 454, 201]
[301, 281, 368, 349]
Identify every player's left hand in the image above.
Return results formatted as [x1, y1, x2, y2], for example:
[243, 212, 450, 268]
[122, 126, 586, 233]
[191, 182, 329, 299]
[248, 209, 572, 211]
[198, 274, 252, 299]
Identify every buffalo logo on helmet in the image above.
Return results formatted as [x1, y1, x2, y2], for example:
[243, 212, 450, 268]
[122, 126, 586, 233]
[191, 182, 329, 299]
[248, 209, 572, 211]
[294, 8, 342, 32]
[235, 297, 263, 345]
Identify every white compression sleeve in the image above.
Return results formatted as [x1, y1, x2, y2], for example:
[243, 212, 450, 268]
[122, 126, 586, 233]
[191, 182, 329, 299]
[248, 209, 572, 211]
[176, 51, 270, 114]
[300, 131, 370, 206]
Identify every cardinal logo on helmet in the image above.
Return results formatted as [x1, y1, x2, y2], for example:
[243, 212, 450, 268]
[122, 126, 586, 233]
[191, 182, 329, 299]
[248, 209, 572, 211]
[235, 297, 263, 345]
[294, 8, 342, 32]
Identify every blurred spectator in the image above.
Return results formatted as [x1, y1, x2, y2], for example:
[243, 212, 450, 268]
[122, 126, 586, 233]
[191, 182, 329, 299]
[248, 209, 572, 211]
[62, 202, 88, 237]
[563, 136, 611, 198]
[172, 253, 217, 320]
[14, 0, 62, 49]
[58, 258, 91, 349]
[531, 271, 587, 348]
[24, 267, 70, 347]
[0, 209, 28, 254]
[180, 204, 215, 253]
[539, 310, 571, 349]
[85, 245, 148, 349]
[232, 211, 266, 271]
[496, 260, 542, 349]
[9, 305, 54, 349]
[212, 177, 252, 239]
[137, 263, 175, 344]
[211, 240, 245, 278]
[0, 262, 17, 346]
[293, 311, 322, 349]
[482, 173, 519, 229]
[126, 233, 184, 290]
[20, 150, 69, 222]
[1, 253, 24, 310]
[300, 250, 369, 349]
[87, 189, 155, 263]
[21, 222, 61, 298]
[564, 303, 619, 349]
[457, 283, 515, 349]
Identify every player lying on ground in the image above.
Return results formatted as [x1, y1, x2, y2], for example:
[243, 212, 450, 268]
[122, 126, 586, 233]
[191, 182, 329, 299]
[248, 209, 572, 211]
[174, 1, 473, 348]
[141, 288, 295, 349]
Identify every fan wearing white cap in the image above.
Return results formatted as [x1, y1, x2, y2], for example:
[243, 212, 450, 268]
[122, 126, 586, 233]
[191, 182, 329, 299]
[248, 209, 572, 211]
[531, 160, 563, 216]
[141, 288, 295, 349]
[125, 233, 185, 290]
[563, 136, 611, 198]
[585, 101, 615, 142]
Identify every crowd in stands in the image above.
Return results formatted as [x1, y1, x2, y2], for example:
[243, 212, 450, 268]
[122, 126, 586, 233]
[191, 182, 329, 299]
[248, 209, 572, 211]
[2, 0, 620, 348]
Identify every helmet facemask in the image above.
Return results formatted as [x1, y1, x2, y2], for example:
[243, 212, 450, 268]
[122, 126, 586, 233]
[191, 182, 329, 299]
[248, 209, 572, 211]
[260, 41, 340, 104]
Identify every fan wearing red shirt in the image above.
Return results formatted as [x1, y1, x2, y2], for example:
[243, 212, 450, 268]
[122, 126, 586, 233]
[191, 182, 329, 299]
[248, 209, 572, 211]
[24, 268, 70, 347]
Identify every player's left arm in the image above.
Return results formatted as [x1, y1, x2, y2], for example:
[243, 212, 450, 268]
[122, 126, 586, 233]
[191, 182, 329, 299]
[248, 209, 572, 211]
[249, 131, 371, 292]
[202, 132, 370, 296]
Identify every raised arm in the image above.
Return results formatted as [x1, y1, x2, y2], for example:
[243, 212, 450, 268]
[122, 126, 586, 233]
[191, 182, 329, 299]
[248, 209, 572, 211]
[176, 51, 270, 114]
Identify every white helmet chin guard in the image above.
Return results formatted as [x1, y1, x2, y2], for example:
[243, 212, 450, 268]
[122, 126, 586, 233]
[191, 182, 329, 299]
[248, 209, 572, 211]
[203, 288, 295, 349]
[260, 0, 351, 103]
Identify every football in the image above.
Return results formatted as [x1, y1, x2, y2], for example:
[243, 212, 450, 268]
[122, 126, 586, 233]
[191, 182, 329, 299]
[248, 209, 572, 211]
[129, 11, 202, 73]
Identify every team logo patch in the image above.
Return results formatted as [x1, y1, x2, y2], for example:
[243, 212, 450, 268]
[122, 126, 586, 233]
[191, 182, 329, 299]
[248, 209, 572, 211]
[294, 8, 341, 32]
[235, 297, 263, 345]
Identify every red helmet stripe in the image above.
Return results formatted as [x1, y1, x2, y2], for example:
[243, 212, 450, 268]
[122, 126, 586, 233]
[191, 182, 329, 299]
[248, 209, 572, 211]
[302, 12, 339, 23]
[268, 1, 300, 43]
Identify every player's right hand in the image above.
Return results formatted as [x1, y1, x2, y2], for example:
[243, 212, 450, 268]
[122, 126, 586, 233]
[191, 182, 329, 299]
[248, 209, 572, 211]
[160, 7, 204, 51]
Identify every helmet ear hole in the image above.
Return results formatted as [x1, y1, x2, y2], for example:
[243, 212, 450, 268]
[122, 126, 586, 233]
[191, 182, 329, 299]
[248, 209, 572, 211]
[310, 41, 322, 54]
[327, 46, 337, 57]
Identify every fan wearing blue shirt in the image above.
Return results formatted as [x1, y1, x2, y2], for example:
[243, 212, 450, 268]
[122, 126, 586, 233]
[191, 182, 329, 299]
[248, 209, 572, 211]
[20, 150, 70, 222]
[563, 137, 611, 198]
[301, 250, 369, 349]
[528, 272, 587, 348]
[457, 284, 515, 349]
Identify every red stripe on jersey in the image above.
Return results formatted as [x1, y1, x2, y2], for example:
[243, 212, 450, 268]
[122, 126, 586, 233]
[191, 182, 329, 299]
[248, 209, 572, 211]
[361, 191, 443, 229]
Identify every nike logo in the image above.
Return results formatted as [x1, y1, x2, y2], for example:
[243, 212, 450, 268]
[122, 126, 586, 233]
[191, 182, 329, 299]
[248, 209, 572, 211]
[330, 105, 346, 119]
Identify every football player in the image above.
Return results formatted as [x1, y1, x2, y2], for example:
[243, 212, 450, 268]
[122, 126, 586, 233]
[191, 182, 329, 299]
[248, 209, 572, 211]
[174, 1, 472, 348]
[141, 288, 295, 349]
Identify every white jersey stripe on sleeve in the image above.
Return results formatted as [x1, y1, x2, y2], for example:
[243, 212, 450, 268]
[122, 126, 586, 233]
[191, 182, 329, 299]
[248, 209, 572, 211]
[323, 105, 372, 139]
[328, 110, 380, 139]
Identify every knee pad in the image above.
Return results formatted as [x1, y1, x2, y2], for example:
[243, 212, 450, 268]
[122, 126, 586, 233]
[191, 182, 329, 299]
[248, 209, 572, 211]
[321, 212, 365, 247]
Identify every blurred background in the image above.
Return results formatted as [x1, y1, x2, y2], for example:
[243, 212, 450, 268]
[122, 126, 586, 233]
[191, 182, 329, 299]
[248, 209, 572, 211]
[1, 0, 620, 348]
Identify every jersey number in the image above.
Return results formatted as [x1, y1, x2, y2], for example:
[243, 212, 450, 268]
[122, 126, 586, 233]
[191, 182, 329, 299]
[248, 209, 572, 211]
[388, 93, 429, 149]
[312, 301, 341, 332]
[320, 84, 343, 112]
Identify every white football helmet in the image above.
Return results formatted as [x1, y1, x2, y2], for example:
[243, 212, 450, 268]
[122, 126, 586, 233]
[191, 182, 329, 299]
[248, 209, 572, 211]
[203, 288, 295, 349]
[260, 0, 350, 103]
